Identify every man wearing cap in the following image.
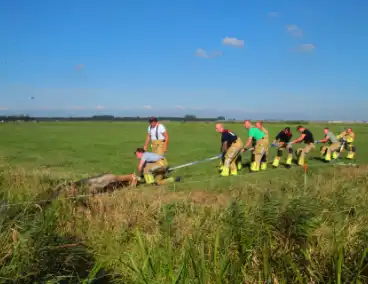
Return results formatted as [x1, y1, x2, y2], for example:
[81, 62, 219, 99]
[135, 148, 180, 185]
[143, 117, 169, 155]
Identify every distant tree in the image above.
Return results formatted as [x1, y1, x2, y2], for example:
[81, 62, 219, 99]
[184, 114, 197, 121]
[217, 116, 225, 120]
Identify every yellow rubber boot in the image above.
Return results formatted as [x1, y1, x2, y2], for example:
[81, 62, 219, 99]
[254, 162, 260, 171]
[230, 168, 238, 176]
[325, 152, 331, 161]
[237, 162, 242, 170]
[298, 155, 304, 166]
[250, 161, 255, 171]
[272, 157, 280, 168]
[286, 156, 292, 166]
[220, 167, 230, 176]
[251, 162, 260, 172]
[250, 162, 256, 171]
[261, 162, 267, 171]
[347, 152, 355, 159]
[144, 174, 155, 184]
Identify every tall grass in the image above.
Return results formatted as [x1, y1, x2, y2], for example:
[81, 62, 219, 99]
[1, 166, 368, 283]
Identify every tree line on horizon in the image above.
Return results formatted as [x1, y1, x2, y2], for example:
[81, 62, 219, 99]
[0, 114, 312, 125]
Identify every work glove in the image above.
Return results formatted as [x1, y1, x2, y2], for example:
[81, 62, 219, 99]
[315, 140, 320, 144]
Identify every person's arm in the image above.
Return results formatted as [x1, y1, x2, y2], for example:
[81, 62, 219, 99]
[336, 131, 346, 140]
[162, 127, 169, 152]
[243, 137, 253, 150]
[222, 141, 228, 152]
[286, 133, 293, 144]
[143, 128, 151, 150]
[291, 134, 305, 144]
[138, 159, 145, 173]
[261, 127, 268, 136]
[220, 133, 228, 153]
[242, 129, 254, 150]
[319, 136, 329, 143]
[272, 132, 281, 144]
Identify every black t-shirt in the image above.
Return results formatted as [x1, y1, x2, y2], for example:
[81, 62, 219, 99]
[275, 131, 292, 143]
[221, 130, 238, 147]
[302, 129, 314, 144]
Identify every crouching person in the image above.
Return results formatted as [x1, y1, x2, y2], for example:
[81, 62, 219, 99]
[316, 127, 341, 162]
[135, 148, 180, 185]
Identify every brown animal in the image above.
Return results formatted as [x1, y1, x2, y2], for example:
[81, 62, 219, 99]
[47, 172, 140, 202]
[68, 173, 139, 195]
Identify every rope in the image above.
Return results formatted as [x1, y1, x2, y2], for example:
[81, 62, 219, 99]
[0, 159, 359, 209]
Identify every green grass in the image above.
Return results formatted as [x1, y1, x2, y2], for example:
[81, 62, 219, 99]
[1, 121, 368, 283]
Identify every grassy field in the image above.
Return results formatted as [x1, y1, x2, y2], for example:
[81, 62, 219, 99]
[1, 121, 368, 283]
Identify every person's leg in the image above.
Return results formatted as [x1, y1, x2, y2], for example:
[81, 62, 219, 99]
[252, 142, 265, 172]
[221, 146, 235, 176]
[325, 142, 340, 161]
[143, 163, 156, 184]
[261, 137, 269, 170]
[298, 144, 314, 166]
[285, 144, 293, 167]
[152, 140, 165, 155]
[320, 145, 328, 158]
[272, 146, 284, 168]
[346, 143, 356, 159]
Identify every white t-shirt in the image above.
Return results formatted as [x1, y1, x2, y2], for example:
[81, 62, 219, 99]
[147, 123, 167, 140]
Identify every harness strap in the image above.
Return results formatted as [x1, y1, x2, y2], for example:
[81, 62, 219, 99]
[150, 123, 160, 140]
[156, 123, 159, 140]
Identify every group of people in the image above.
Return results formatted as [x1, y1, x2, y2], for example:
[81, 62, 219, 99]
[217, 121, 356, 177]
[134, 116, 357, 185]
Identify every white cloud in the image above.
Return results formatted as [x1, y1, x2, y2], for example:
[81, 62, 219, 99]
[195, 48, 208, 58]
[295, 43, 316, 52]
[286, 25, 303, 37]
[195, 48, 223, 59]
[175, 105, 185, 110]
[143, 105, 152, 109]
[0, 107, 8, 111]
[95, 105, 105, 110]
[222, 37, 244, 48]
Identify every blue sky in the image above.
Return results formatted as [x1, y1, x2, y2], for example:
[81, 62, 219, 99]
[0, 0, 367, 120]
